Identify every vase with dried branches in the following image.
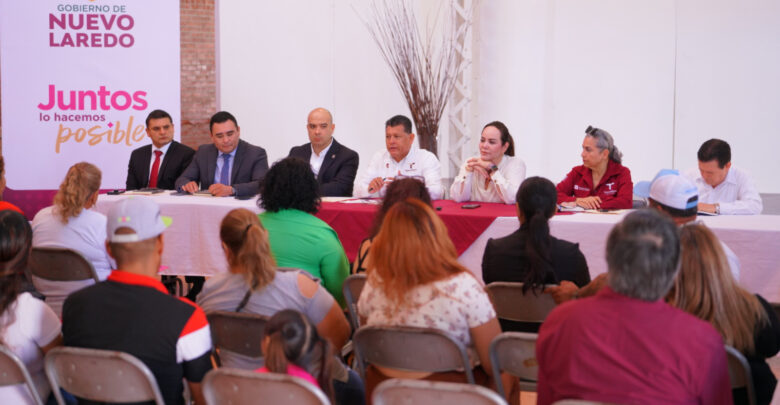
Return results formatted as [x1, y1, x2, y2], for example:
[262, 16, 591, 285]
[361, 0, 470, 157]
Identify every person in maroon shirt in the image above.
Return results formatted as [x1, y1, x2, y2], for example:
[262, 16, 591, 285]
[556, 126, 633, 209]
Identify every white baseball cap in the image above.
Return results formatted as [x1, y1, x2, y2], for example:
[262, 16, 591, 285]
[106, 197, 172, 243]
[634, 169, 698, 211]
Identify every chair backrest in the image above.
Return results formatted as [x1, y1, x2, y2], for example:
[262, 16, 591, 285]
[202, 368, 329, 405]
[486, 282, 557, 323]
[206, 311, 268, 366]
[489, 332, 538, 396]
[342, 274, 367, 331]
[373, 378, 506, 405]
[29, 247, 100, 282]
[45, 346, 165, 405]
[353, 325, 475, 384]
[0, 345, 44, 405]
[725, 345, 757, 405]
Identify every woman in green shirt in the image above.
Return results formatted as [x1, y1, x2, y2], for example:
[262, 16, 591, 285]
[258, 157, 349, 305]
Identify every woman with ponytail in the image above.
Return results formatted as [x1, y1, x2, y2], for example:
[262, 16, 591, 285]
[258, 310, 337, 402]
[556, 125, 633, 209]
[31, 162, 112, 317]
[197, 209, 351, 371]
[0, 210, 62, 404]
[482, 177, 590, 331]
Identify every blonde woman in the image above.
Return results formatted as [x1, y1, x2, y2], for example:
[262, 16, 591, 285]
[668, 223, 780, 405]
[31, 162, 112, 317]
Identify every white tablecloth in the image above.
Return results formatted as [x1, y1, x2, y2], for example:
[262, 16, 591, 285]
[96, 194, 780, 301]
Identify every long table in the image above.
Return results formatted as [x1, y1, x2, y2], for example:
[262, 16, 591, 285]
[94, 194, 780, 301]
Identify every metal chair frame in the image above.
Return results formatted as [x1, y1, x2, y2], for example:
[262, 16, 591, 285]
[202, 367, 329, 405]
[0, 344, 44, 405]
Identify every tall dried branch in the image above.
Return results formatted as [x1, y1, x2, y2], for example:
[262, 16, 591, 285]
[361, 0, 470, 156]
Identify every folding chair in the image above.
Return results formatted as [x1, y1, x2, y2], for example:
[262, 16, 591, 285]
[485, 282, 557, 324]
[726, 345, 757, 405]
[373, 378, 506, 405]
[202, 368, 329, 405]
[343, 274, 367, 332]
[29, 247, 100, 317]
[206, 311, 268, 368]
[45, 346, 165, 405]
[0, 344, 44, 405]
[353, 325, 475, 384]
[489, 332, 538, 396]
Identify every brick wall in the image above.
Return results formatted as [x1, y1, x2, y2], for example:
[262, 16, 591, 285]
[0, 0, 217, 155]
[180, 0, 216, 148]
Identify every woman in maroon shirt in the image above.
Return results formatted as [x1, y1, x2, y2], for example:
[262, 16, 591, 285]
[556, 126, 633, 210]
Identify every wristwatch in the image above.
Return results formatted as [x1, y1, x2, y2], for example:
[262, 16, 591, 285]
[488, 164, 498, 174]
[715, 203, 720, 215]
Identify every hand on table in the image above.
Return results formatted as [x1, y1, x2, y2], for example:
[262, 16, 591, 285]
[208, 184, 235, 197]
[368, 177, 393, 194]
[698, 202, 717, 213]
[180, 181, 199, 194]
[576, 196, 602, 210]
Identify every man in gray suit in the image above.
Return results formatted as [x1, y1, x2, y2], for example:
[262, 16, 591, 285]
[175, 111, 268, 197]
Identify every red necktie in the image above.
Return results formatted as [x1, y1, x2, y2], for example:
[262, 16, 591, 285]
[149, 150, 162, 188]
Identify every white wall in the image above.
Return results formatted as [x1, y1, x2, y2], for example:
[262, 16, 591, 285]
[218, 0, 780, 194]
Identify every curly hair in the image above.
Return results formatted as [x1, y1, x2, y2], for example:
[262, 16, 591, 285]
[0, 210, 32, 325]
[53, 162, 101, 223]
[258, 157, 320, 214]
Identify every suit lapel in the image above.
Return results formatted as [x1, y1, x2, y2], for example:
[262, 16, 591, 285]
[139, 145, 152, 186]
[156, 141, 175, 182]
[231, 140, 246, 183]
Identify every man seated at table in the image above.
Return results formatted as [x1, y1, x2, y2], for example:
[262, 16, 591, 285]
[687, 138, 762, 215]
[175, 111, 269, 197]
[126, 109, 195, 190]
[354, 114, 442, 199]
[288, 107, 359, 196]
[62, 197, 212, 405]
[536, 209, 731, 405]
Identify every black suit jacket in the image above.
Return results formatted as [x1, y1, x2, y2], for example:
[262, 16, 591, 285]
[288, 138, 359, 196]
[126, 141, 195, 190]
[174, 139, 268, 197]
[481, 229, 591, 287]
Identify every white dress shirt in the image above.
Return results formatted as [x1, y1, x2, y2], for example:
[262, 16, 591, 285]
[450, 155, 526, 204]
[687, 166, 763, 215]
[354, 147, 443, 199]
[310, 139, 334, 177]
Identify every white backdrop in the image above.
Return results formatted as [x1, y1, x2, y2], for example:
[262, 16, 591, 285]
[218, 0, 780, 194]
[0, 0, 180, 190]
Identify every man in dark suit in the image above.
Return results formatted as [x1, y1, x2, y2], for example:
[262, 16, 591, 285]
[288, 108, 358, 196]
[175, 111, 269, 197]
[126, 109, 195, 190]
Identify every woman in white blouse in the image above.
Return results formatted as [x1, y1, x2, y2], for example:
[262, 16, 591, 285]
[31, 162, 112, 317]
[450, 121, 526, 204]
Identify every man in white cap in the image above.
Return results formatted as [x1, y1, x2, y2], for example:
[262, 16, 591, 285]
[62, 197, 212, 405]
[633, 169, 740, 280]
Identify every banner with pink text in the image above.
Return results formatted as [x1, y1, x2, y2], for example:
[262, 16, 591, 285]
[0, 0, 180, 191]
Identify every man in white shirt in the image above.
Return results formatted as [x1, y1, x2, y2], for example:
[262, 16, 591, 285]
[354, 115, 443, 199]
[687, 139, 762, 215]
[288, 108, 359, 196]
